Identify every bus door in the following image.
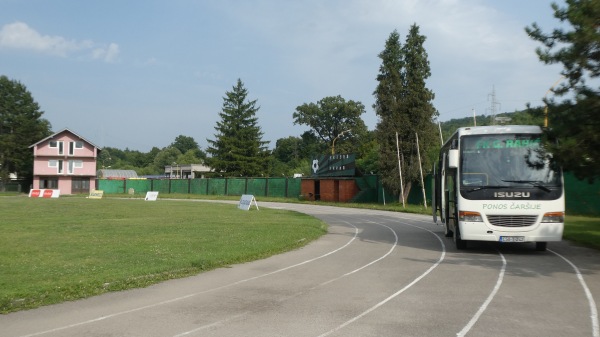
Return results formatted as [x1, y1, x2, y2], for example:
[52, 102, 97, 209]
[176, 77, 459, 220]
[432, 162, 437, 224]
[440, 153, 447, 224]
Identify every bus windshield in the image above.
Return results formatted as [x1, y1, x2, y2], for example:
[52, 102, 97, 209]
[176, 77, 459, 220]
[460, 133, 562, 188]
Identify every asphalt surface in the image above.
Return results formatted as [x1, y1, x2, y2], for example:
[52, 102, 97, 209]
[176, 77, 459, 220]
[1, 202, 599, 337]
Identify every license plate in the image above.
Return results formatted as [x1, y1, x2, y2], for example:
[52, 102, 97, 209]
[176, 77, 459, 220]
[500, 236, 525, 243]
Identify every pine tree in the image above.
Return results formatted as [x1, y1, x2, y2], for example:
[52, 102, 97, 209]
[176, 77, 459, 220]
[0, 76, 52, 183]
[374, 25, 438, 202]
[400, 25, 439, 198]
[374, 30, 405, 199]
[206, 79, 269, 176]
[526, 0, 600, 181]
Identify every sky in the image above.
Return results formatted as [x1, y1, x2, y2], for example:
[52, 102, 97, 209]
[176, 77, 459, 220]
[0, 0, 566, 152]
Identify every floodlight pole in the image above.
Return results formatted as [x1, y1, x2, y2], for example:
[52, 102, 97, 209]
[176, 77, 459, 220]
[396, 132, 405, 208]
[544, 76, 564, 128]
[416, 132, 427, 209]
[331, 129, 351, 155]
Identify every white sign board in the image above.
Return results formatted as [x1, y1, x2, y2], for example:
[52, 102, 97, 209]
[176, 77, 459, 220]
[88, 190, 104, 199]
[238, 194, 259, 211]
[145, 191, 159, 201]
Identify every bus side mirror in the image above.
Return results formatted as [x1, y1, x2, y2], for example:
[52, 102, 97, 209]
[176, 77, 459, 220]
[451, 139, 458, 149]
[448, 149, 459, 168]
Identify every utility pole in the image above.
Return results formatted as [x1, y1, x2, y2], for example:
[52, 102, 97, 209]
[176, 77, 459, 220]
[544, 76, 564, 128]
[487, 85, 501, 125]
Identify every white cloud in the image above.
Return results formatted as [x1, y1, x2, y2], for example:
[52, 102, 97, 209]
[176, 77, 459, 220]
[92, 43, 120, 63]
[0, 21, 85, 56]
[0, 21, 119, 62]
[347, 0, 538, 62]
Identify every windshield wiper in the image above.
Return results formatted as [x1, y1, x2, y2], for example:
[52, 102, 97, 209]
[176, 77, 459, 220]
[501, 180, 551, 192]
[464, 186, 504, 193]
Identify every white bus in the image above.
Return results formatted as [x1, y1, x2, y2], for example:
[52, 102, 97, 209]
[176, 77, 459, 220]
[432, 125, 564, 251]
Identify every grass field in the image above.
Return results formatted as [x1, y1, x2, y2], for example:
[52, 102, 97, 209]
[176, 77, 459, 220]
[0, 196, 327, 313]
[0, 194, 598, 314]
[562, 215, 600, 250]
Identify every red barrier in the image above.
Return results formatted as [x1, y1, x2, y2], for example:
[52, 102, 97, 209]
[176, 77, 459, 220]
[28, 189, 60, 198]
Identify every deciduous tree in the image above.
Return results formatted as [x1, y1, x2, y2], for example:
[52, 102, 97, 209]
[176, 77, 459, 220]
[293, 95, 367, 155]
[153, 146, 182, 171]
[0, 76, 52, 183]
[171, 135, 206, 162]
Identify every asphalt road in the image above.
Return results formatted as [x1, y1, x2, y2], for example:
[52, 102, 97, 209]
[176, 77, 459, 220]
[1, 202, 599, 337]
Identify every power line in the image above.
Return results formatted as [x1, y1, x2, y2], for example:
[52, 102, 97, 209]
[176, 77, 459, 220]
[487, 85, 501, 124]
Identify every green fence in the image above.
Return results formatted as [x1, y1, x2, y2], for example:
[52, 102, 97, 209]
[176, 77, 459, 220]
[564, 174, 600, 216]
[97, 177, 302, 199]
[97, 173, 599, 216]
[0, 181, 27, 193]
[377, 173, 599, 216]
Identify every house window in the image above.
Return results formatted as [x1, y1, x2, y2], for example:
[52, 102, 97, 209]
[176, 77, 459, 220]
[69, 141, 84, 155]
[49, 141, 57, 148]
[58, 141, 64, 155]
[49, 159, 63, 173]
[40, 178, 58, 189]
[71, 178, 90, 194]
[67, 160, 82, 174]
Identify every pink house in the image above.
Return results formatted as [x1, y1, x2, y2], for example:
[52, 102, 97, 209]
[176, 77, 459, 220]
[30, 128, 101, 194]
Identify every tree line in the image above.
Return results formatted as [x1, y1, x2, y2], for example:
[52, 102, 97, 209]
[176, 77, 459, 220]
[1, 1, 598, 196]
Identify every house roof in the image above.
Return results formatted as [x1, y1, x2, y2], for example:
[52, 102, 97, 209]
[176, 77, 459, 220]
[29, 128, 101, 149]
[164, 164, 212, 172]
[97, 169, 139, 179]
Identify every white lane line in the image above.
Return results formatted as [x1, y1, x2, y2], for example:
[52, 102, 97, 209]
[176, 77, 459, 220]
[317, 219, 399, 288]
[317, 223, 446, 337]
[402, 213, 598, 337]
[17, 221, 359, 337]
[173, 217, 398, 337]
[172, 312, 249, 337]
[549, 249, 600, 337]
[378, 212, 509, 337]
[456, 251, 506, 337]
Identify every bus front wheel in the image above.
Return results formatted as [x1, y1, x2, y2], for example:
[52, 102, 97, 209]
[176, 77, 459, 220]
[535, 242, 547, 251]
[452, 222, 467, 250]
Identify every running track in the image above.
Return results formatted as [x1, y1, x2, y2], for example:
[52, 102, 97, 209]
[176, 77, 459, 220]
[1, 202, 598, 337]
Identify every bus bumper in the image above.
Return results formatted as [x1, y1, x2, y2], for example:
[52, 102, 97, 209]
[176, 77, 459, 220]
[459, 221, 564, 242]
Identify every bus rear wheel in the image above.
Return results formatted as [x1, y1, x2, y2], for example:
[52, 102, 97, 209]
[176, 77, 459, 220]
[444, 221, 453, 237]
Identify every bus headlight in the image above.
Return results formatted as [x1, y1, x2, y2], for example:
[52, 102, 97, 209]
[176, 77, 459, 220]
[542, 212, 564, 223]
[459, 211, 483, 222]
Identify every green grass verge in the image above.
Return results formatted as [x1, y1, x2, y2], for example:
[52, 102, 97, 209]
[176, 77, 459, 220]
[562, 215, 600, 250]
[0, 197, 326, 313]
